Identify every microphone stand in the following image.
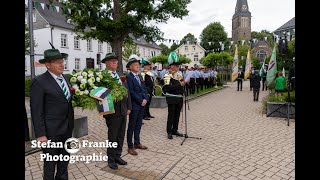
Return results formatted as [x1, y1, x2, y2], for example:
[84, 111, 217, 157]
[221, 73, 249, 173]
[181, 82, 201, 146]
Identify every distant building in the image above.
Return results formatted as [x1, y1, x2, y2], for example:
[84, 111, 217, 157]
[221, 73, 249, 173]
[232, 0, 251, 43]
[175, 43, 206, 68]
[273, 17, 295, 40]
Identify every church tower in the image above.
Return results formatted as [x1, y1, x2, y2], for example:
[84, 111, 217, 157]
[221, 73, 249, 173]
[232, 0, 251, 43]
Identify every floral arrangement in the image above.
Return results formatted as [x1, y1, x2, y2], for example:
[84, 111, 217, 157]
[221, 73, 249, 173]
[67, 68, 128, 110]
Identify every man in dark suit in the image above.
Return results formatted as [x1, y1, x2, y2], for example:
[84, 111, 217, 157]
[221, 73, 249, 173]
[237, 69, 244, 91]
[262, 65, 268, 91]
[162, 52, 185, 139]
[252, 70, 261, 101]
[141, 58, 155, 120]
[126, 55, 149, 155]
[30, 48, 74, 180]
[102, 52, 132, 170]
[249, 67, 255, 91]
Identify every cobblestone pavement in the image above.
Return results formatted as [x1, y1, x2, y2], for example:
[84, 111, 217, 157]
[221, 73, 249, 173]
[25, 80, 295, 180]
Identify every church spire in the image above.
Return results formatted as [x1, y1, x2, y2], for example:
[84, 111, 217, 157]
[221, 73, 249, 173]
[234, 0, 251, 18]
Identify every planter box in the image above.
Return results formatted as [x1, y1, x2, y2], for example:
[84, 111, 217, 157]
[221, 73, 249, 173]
[150, 96, 167, 108]
[267, 102, 295, 118]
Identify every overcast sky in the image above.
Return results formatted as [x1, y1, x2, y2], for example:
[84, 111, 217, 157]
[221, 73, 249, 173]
[155, 0, 295, 46]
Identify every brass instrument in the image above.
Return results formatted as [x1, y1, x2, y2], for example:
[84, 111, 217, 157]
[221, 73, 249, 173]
[140, 70, 154, 81]
[163, 71, 184, 85]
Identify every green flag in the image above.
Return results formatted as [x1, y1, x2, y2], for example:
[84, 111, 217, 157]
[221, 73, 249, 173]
[266, 44, 277, 86]
[260, 58, 266, 77]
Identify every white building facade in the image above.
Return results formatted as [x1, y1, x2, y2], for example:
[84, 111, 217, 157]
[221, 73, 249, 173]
[175, 43, 206, 68]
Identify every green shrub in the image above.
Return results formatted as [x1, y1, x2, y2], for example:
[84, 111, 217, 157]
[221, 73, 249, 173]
[25, 77, 32, 97]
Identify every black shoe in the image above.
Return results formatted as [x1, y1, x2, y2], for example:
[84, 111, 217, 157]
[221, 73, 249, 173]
[172, 131, 183, 137]
[148, 115, 155, 118]
[144, 117, 150, 120]
[241, 89, 242, 91]
[115, 158, 127, 165]
[237, 90, 239, 91]
[108, 162, 118, 169]
[168, 134, 173, 139]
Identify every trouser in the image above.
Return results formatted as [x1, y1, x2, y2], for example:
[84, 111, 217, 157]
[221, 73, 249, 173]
[204, 78, 208, 89]
[250, 79, 253, 90]
[190, 78, 195, 94]
[200, 78, 204, 90]
[196, 78, 201, 93]
[127, 108, 144, 148]
[42, 129, 72, 180]
[262, 79, 267, 91]
[105, 115, 126, 162]
[237, 80, 243, 90]
[253, 88, 260, 100]
[144, 94, 153, 117]
[167, 101, 183, 134]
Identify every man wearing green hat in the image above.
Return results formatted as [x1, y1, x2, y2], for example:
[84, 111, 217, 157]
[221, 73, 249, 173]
[102, 52, 132, 169]
[140, 58, 155, 120]
[30, 48, 74, 179]
[126, 54, 149, 155]
[162, 52, 185, 139]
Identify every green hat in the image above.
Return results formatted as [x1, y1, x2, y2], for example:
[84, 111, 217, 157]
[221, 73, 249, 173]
[126, 54, 141, 68]
[141, 58, 151, 67]
[168, 51, 180, 66]
[101, 52, 118, 63]
[39, 49, 68, 64]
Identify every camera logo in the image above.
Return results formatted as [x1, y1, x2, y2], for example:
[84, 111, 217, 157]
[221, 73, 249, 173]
[64, 138, 81, 154]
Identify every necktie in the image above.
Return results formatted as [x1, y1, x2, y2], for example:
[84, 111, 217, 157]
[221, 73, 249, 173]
[135, 74, 141, 85]
[112, 72, 121, 84]
[57, 77, 70, 100]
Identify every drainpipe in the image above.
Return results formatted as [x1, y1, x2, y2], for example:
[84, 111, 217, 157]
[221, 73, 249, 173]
[51, 26, 54, 44]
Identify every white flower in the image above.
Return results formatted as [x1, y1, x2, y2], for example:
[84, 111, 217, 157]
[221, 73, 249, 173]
[82, 72, 88, 76]
[81, 79, 87, 84]
[98, 75, 103, 79]
[87, 79, 93, 84]
[88, 70, 94, 74]
[95, 72, 101, 75]
[90, 83, 95, 88]
[80, 91, 84, 95]
[80, 84, 86, 90]
[84, 90, 89, 95]
[72, 84, 79, 90]
[93, 86, 98, 89]
[88, 73, 94, 77]
[77, 76, 83, 81]
[96, 77, 100, 82]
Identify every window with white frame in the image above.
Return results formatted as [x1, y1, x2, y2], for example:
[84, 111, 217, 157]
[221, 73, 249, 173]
[64, 57, 68, 70]
[143, 48, 146, 57]
[87, 39, 92, 51]
[148, 49, 151, 57]
[33, 13, 36, 22]
[75, 58, 80, 70]
[61, 34, 68, 47]
[194, 55, 198, 61]
[107, 45, 111, 53]
[192, 46, 196, 51]
[185, 46, 188, 51]
[98, 41, 103, 52]
[74, 36, 80, 49]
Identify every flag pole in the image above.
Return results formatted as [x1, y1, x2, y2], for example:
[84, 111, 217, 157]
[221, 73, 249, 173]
[28, 0, 35, 79]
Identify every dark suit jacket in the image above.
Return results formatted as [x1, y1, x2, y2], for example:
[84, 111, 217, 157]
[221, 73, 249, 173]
[162, 78, 183, 104]
[237, 72, 244, 81]
[126, 72, 148, 111]
[252, 74, 261, 88]
[144, 74, 154, 95]
[103, 72, 132, 119]
[30, 71, 74, 138]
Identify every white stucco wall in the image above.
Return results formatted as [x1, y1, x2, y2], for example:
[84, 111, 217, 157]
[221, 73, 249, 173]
[175, 43, 205, 68]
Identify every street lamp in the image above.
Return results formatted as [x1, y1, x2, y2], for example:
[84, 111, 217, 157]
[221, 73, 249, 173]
[221, 42, 225, 85]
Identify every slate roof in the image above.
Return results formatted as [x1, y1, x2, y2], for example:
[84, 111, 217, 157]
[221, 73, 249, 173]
[233, 0, 251, 18]
[274, 17, 295, 32]
[131, 35, 161, 50]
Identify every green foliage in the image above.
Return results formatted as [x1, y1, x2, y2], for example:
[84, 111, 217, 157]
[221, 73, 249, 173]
[179, 33, 197, 45]
[149, 54, 191, 66]
[200, 22, 228, 50]
[25, 23, 30, 53]
[122, 42, 140, 62]
[251, 56, 261, 70]
[25, 77, 32, 97]
[251, 30, 274, 47]
[60, 0, 192, 72]
[202, 51, 233, 68]
[159, 43, 170, 55]
[170, 43, 180, 52]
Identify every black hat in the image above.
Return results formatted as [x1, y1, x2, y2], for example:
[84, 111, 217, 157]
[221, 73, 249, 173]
[39, 49, 68, 64]
[126, 54, 141, 68]
[101, 52, 118, 63]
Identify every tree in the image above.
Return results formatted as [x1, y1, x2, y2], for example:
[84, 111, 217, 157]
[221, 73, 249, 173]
[170, 43, 180, 52]
[60, 0, 191, 72]
[25, 23, 30, 53]
[251, 56, 260, 70]
[159, 43, 170, 55]
[201, 51, 233, 68]
[180, 33, 197, 45]
[122, 41, 140, 62]
[200, 22, 228, 51]
[149, 54, 191, 67]
[251, 30, 274, 47]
